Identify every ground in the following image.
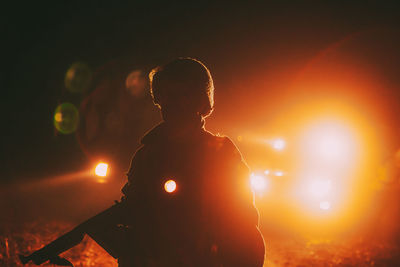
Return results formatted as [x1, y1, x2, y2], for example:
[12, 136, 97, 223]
[2, 220, 400, 266]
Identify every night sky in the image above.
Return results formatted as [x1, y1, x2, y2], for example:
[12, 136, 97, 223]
[3, 1, 400, 183]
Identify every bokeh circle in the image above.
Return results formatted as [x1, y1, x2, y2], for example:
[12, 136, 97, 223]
[54, 103, 80, 134]
[65, 62, 92, 93]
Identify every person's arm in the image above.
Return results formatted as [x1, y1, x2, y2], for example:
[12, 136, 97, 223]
[119, 145, 151, 229]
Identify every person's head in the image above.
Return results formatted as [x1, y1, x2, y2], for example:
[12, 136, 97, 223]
[149, 58, 214, 121]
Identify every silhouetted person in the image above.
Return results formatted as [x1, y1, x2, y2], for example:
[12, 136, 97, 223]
[119, 58, 265, 266]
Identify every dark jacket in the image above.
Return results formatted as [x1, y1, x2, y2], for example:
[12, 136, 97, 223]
[120, 120, 265, 266]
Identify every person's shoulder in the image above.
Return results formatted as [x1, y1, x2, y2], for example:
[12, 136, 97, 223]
[202, 131, 242, 158]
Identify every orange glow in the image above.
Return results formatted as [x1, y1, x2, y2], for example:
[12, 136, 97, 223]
[250, 173, 268, 194]
[299, 120, 359, 167]
[164, 179, 177, 193]
[244, 93, 384, 236]
[95, 163, 108, 177]
[271, 138, 286, 151]
[217, 32, 399, 246]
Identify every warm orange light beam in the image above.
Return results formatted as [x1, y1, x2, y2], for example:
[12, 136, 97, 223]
[9, 170, 93, 193]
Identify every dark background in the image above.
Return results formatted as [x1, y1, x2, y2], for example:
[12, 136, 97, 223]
[2, 1, 400, 182]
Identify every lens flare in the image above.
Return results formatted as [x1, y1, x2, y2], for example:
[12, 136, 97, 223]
[54, 112, 62, 122]
[125, 70, 146, 97]
[95, 163, 108, 177]
[65, 62, 92, 93]
[53, 103, 79, 134]
[164, 179, 177, 193]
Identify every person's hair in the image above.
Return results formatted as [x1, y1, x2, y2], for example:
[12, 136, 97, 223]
[149, 57, 214, 118]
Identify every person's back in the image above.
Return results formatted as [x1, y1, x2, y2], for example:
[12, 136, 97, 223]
[120, 58, 265, 266]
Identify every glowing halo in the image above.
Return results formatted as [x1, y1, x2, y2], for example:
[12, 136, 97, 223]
[164, 179, 177, 193]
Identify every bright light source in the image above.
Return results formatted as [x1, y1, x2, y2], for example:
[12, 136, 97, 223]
[274, 171, 284, 177]
[95, 163, 108, 177]
[271, 138, 286, 151]
[289, 116, 368, 228]
[164, 179, 177, 193]
[319, 201, 331, 210]
[308, 179, 332, 198]
[264, 170, 270, 175]
[250, 173, 268, 193]
[300, 121, 358, 166]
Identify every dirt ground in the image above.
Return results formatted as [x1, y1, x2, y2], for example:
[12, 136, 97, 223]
[2, 220, 400, 267]
[2, 173, 400, 266]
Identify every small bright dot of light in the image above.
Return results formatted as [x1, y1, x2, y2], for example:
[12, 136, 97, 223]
[164, 179, 177, 193]
[272, 138, 286, 151]
[95, 163, 108, 177]
[54, 112, 62, 122]
[320, 201, 331, 210]
[274, 171, 284, 177]
[264, 170, 270, 175]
